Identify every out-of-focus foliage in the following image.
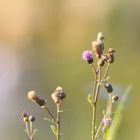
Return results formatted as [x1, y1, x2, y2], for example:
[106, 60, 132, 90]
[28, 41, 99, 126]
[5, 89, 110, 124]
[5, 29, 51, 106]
[0, 0, 140, 140]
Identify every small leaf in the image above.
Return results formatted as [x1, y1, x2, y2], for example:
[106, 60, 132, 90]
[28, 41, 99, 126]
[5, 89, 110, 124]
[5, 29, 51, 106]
[59, 110, 63, 113]
[44, 118, 55, 124]
[87, 94, 93, 106]
[50, 125, 57, 136]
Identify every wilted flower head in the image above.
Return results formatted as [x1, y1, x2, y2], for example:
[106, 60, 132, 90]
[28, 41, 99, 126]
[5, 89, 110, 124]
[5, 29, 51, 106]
[27, 90, 38, 101]
[107, 48, 115, 63]
[51, 86, 66, 104]
[92, 32, 104, 59]
[82, 50, 93, 64]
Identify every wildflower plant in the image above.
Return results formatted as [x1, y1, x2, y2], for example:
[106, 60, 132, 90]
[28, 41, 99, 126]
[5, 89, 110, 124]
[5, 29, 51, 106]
[21, 112, 37, 140]
[82, 32, 118, 140]
[21, 32, 122, 140]
[22, 87, 66, 140]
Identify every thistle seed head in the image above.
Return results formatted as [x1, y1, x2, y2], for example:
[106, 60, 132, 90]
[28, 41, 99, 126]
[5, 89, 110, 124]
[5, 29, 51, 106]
[51, 86, 66, 104]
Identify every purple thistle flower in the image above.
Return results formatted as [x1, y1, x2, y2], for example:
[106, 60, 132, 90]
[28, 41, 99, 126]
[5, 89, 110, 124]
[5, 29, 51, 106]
[82, 50, 93, 64]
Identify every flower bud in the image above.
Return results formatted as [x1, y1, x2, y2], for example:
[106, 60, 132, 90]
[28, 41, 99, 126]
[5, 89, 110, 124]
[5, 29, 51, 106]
[112, 95, 119, 103]
[82, 50, 93, 64]
[21, 112, 28, 118]
[35, 97, 46, 106]
[29, 115, 35, 122]
[105, 84, 113, 93]
[21, 112, 29, 123]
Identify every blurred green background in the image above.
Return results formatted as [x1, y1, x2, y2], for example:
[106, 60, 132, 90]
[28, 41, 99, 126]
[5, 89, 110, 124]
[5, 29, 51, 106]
[0, 0, 140, 140]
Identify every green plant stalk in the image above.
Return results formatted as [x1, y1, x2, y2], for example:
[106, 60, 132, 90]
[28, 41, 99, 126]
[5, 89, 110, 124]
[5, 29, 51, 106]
[91, 64, 97, 101]
[91, 62, 110, 140]
[56, 103, 61, 140]
[100, 63, 110, 85]
[44, 106, 57, 123]
[91, 66, 101, 140]
[25, 122, 34, 140]
[30, 122, 33, 140]
[91, 103, 96, 140]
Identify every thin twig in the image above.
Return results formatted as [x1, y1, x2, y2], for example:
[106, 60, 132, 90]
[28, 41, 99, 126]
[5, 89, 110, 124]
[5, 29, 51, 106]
[100, 63, 110, 85]
[94, 67, 101, 103]
[91, 66, 101, 140]
[44, 106, 57, 123]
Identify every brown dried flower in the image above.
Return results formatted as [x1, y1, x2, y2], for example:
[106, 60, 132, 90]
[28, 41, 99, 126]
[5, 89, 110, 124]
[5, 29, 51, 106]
[51, 86, 66, 104]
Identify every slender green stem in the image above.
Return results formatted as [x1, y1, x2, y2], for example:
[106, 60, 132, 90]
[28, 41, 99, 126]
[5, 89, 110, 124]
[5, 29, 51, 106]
[100, 63, 110, 85]
[44, 106, 57, 123]
[91, 64, 97, 76]
[25, 122, 33, 140]
[91, 103, 96, 140]
[91, 64, 97, 101]
[30, 122, 33, 140]
[94, 67, 101, 103]
[107, 93, 112, 117]
[56, 103, 61, 140]
[30, 122, 33, 135]
[91, 66, 101, 140]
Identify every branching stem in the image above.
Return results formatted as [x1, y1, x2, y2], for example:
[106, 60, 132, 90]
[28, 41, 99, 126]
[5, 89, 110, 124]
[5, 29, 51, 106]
[44, 106, 57, 123]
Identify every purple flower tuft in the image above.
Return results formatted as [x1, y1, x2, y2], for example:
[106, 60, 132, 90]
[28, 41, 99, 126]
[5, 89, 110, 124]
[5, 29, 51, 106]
[82, 50, 93, 64]
[102, 117, 112, 132]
